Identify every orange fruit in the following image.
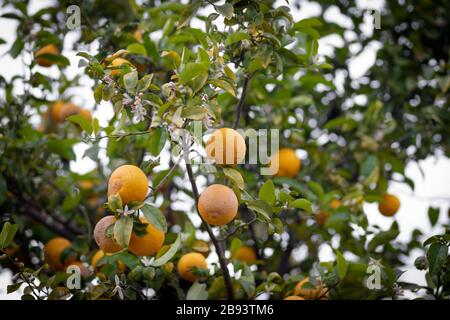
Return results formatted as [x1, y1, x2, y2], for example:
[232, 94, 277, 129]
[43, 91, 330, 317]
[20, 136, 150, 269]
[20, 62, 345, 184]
[79, 180, 94, 190]
[93, 216, 123, 254]
[35, 44, 60, 67]
[78, 108, 92, 123]
[44, 237, 76, 271]
[109, 58, 132, 76]
[284, 296, 305, 300]
[59, 102, 80, 121]
[378, 194, 400, 217]
[51, 100, 66, 123]
[294, 277, 328, 300]
[205, 128, 246, 165]
[330, 199, 342, 209]
[177, 253, 207, 282]
[198, 184, 238, 226]
[315, 211, 329, 226]
[134, 30, 143, 42]
[269, 148, 301, 177]
[107, 165, 148, 204]
[128, 216, 165, 256]
[232, 246, 257, 264]
[91, 249, 126, 272]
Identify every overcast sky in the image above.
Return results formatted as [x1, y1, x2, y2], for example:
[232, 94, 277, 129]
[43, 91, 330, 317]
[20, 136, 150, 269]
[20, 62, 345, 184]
[0, 0, 449, 299]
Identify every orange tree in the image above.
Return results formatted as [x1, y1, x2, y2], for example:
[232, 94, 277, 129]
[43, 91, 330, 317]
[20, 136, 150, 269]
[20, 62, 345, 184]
[0, 0, 449, 300]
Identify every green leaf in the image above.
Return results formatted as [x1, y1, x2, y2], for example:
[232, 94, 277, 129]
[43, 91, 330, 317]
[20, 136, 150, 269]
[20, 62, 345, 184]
[126, 43, 147, 56]
[225, 32, 250, 45]
[290, 198, 312, 213]
[7, 282, 23, 294]
[360, 155, 379, 185]
[427, 207, 440, 227]
[208, 79, 236, 97]
[113, 216, 133, 248]
[186, 282, 208, 300]
[94, 83, 104, 103]
[46, 138, 76, 160]
[216, 3, 234, 20]
[293, 18, 322, 30]
[427, 242, 448, 276]
[239, 264, 255, 297]
[161, 50, 181, 68]
[259, 180, 275, 205]
[247, 200, 271, 221]
[137, 74, 154, 92]
[141, 203, 168, 233]
[307, 181, 324, 199]
[367, 222, 399, 252]
[0, 222, 19, 249]
[9, 38, 24, 58]
[223, 168, 244, 190]
[151, 234, 181, 267]
[67, 115, 93, 134]
[177, 0, 202, 29]
[335, 250, 348, 280]
[230, 238, 242, 256]
[181, 106, 207, 120]
[179, 62, 209, 84]
[149, 126, 167, 156]
[123, 70, 138, 92]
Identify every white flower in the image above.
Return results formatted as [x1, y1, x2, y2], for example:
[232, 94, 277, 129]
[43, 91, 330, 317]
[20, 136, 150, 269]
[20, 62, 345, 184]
[131, 100, 147, 122]
[141, 257, 154, 267]
[116, 205, 135, 217]
[122, 93, 133, 106]
[111, 275, 124, 300]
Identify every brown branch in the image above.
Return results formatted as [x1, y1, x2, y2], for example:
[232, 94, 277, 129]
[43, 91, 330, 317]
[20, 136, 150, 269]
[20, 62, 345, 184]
[184, 160, 234, 300]
[233, 75, 251, 130]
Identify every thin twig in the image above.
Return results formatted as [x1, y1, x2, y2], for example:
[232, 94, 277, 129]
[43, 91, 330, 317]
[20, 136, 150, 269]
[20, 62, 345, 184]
[233, 75, 251, 129]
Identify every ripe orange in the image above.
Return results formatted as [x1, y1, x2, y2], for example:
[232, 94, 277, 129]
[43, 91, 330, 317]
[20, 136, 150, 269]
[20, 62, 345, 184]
[107, 165, 148, 204]
[294, 277, 328, 300]
[51, 100, 66, 123]
[177, 253, 207, 282]
[378, 194, 400, 217]
[284, 296, 305, 300]
[44, 237, 76, 271]
[109, 58, 132, 76]
[91, 249, 126, 272]
[330, 199, 342, 209]
[128, 216, 165, 256]
[35, 44, 60, 67]
[59, 102, 80, 121]
[205, 128, 246, 165]
[232, 246, 257, 264]
[78, 108, 92, 123]
[269, 148, 301, 177]
[198, 184, 238, 226]
[93, 216, 123, 254]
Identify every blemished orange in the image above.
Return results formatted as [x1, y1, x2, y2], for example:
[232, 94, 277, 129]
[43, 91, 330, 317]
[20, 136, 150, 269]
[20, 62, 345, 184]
[44, 237, 76, 271]
[107, 165, 149, 204]
[269, 148, 301, 177]
[177, 253, 207, 282]
[232, 246, 257, 264]
[284, 296, 305, 300]
[93, 216, 123, 254]
[198, 184, 238, 226]
[294, 277, 328, 300]
[109, 58, 132, 76]
[35, 44, 60, 67]
[378, 194, 400, 217]
[91, 249, 126, 272]
[128, 216, 165, 256]
[78, 109, 92, 123]
[205, 128, 246, 165]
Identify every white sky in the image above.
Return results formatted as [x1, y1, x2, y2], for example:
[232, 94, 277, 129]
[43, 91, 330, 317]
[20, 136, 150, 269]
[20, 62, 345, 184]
[0, 0, 449, 299]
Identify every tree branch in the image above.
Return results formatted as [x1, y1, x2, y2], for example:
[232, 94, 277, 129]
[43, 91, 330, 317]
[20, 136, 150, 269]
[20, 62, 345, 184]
[184, 159, 235, 300]
[233, 75, 251, 130]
